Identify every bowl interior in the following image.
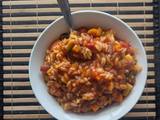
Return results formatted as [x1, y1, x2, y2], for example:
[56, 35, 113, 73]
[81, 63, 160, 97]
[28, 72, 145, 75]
[29, 10, 147, 120]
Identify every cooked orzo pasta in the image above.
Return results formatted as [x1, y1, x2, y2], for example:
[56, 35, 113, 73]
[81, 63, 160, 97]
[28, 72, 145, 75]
[40, 27, 141, 113]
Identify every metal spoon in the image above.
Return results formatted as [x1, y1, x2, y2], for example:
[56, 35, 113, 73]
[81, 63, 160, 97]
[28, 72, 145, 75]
[57, 0, 73, 32]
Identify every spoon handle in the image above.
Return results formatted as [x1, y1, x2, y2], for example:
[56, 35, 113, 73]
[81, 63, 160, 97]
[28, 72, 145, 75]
[57, 0, 73, 29]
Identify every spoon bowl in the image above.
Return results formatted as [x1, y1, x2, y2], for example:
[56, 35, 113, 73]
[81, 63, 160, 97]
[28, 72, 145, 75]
[29, 10, 147, 120]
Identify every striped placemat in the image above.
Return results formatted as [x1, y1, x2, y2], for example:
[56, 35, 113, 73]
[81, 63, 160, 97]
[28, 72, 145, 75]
[1, 0, 158, 119]
[0, 0, 3, 119]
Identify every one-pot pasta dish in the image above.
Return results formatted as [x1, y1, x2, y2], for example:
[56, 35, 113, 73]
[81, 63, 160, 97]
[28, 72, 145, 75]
[40, 27, 141, 113]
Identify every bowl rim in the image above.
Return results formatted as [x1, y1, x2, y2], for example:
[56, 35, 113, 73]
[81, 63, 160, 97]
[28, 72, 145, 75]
[29, 10, 148, 120]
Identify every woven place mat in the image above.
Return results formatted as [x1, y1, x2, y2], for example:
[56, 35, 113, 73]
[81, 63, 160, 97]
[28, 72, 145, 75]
[1, 0, 157, 120]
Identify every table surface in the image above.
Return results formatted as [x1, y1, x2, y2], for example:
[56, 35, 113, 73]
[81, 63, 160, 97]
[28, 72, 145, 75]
[0, 0, 160, 120]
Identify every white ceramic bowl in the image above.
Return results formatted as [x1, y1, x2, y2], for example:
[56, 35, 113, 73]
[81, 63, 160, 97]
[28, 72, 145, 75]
[29, 10, 147, 120]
